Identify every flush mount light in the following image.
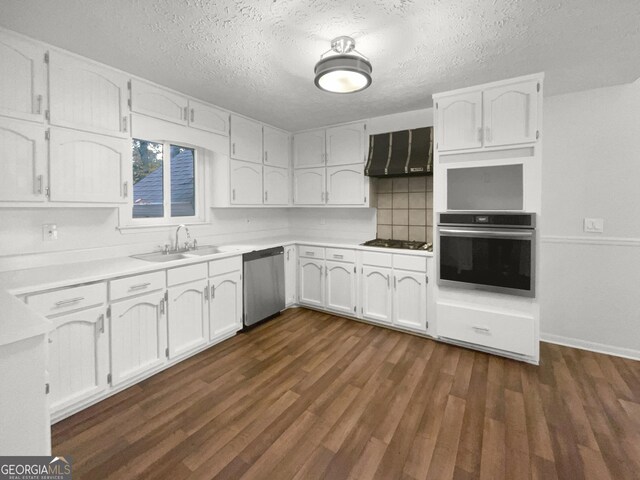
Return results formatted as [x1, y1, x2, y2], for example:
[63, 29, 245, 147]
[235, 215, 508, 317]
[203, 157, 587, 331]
[314, 36, 372, 94]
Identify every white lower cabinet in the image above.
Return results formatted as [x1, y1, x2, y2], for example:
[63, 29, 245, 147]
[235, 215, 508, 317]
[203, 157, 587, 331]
[361, 266, 393, 324]
[393, 270, 427, 332]
[285, 245, 297, 307]
[299, 258, 324, 307]
[167, 279, 209, 359]
[109, 292, 167, 387]
[325, 260, 357, 315]
[209, 271, 242, 341]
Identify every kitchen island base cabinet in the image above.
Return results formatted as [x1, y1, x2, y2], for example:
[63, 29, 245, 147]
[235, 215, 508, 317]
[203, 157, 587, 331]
[299, 258, 324, 308]
[361, 266, 393, 325]
[325, 260, 357, 315]
[209, 271, 242, 342]
[167, 279, 209, 360]
[109, 293, 167, 387]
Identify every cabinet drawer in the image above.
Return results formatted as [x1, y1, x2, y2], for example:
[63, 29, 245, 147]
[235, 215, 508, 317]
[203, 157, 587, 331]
[110, 271, 165, 301]
[167, 263, 208, 287]
[437, 302, 535, 356]
[325, 248, 355, 263]
[393, 254, 427, 272]
[209, 256, 242, 276]
[361, 251, 392, 268]
[27, 283, 106, 317]
[298, 245, 325, 259]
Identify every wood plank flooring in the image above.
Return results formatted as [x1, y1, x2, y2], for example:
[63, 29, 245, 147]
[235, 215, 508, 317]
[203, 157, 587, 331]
[52, 308, 640, 480]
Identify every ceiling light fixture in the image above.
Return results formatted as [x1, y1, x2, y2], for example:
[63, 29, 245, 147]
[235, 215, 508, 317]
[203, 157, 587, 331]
[314, 36, 372, 94]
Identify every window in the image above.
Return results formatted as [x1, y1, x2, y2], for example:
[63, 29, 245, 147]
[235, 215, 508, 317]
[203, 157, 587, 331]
[127, 138, 202, 226]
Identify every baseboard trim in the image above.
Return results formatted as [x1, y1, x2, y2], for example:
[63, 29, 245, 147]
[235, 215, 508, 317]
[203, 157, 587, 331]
[541, 235, 640, 247]
[540, 333, 640, 361]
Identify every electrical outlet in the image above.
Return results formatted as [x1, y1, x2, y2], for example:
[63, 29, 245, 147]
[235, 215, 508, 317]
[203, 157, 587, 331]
[43, 224, 58, 241]
[583, 218, 604, 233]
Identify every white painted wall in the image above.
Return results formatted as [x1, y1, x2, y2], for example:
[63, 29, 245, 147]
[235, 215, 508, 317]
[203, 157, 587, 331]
[540, 79, 640, 358]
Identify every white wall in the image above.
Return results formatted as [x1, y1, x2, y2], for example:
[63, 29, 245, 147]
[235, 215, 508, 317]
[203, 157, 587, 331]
[540, 79, 640, 358]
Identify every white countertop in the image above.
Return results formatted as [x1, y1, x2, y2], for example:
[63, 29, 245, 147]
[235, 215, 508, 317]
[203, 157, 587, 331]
[0, 235, 432, 347]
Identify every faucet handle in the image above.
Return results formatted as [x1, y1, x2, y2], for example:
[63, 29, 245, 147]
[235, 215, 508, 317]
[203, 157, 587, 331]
[192, 238, 198, 250]
[163, 244, 171, 255]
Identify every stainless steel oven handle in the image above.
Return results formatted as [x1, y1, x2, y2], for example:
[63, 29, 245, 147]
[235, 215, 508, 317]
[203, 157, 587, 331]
[438, 228, 534, 238]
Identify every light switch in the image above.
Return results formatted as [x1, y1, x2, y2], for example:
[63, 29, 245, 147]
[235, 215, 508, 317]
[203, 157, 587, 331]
[583, 218, 604, 233]
[43, 224, 58, 241]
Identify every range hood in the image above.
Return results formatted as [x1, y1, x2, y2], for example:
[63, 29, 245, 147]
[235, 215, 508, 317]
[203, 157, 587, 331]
[365, 126, 433, 177]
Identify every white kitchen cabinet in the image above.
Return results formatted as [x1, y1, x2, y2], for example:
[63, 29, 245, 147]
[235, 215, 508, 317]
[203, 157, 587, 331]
[109, 292, 167, 387]
[0, 118, 46, 202]
[483, 81, 539, 147]
[325, 260, 357, 316]
[293, 129, 326, 168]
[264, 166, 289, 205]
[130, 79, 188, 126]
[209, 271, 242, 341]
[299, 258, 324, 307]
[263, 126, 290, 168]
[188, 99, 229, 136]
[0, 31, 47, 123]
[435, 92, 483, 152]
[47, 306, 109, 416]
[48, 51, 129, 138]
[293, 168, 325, 205]
[167, 279, 209, 359]
[285, 246, 297, 307]
[361, 266, 393, 325]
[230, 159, 263, 205]
[48, 127, 129, 204]
[393, 270, 427, 332]
[326, 122, 366, 166]
[326, 165, 366, 205]
[230, 115, 263, 164]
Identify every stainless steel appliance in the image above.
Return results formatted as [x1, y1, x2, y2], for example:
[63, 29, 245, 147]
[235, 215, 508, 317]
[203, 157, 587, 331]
[365, 127, 433, 177]
[437, 212, 536, 297]
[243, 246, 285, 328]
[361, 239, 432, 251]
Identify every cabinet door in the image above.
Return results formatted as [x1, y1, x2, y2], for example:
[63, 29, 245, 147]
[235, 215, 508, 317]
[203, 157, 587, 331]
[263, 126, 290, 168]
[293, 130, 325, 168]
[326, 122, 366, 166]
[325, 261, 356, 315]
[109, 293, 166, 387]
[293, 167, 325, 205]
[264, 165, 289, 205]
[130, 79, 188, 125]
[47, 306, 108, 414]
[188, 99, 228, 135]
[299, 258, 324, 307]
[209, 271, 242, 341]
[168, 279, 208, 359]
[49, 127, 129, 203]
[285, 246, 297, 307]
[0, 118, 46, 202]
[483, 81, 539, 147]
[0, 31, 46, 122]
[361, 266, 392, 324]
[436, 92, 482, 151]
[393, 270, 427, 332]
[49, 51, 129, 137]
[230, 115, 263, 163]
[230, 159, 263, 205]
[326, 165, 364, 205]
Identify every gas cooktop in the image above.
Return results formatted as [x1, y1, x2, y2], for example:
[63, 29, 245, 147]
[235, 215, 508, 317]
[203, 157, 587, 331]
[361, 239, 433, 251]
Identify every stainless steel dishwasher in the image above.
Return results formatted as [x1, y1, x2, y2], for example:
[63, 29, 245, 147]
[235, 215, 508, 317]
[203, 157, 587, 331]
[243, 246, 285, 328]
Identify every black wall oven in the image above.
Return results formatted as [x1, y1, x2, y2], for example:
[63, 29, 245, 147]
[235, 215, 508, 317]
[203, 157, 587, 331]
[437, 213, 536, 297]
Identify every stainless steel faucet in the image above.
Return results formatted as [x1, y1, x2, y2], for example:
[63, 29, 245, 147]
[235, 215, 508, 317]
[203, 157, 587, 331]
[174, 224, 191, 252]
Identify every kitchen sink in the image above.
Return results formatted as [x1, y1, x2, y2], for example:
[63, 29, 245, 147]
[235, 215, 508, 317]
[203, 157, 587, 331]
[131, 252, 193, 263]
[186, 245, 223, 256]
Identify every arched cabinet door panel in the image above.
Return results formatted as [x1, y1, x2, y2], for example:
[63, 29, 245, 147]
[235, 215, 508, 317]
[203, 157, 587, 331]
[325, 261, 356, 315]
[361, 266, 392, 324]
[209, 272, 242, 341]
[293, 168, 325, 205]
[393, 270, 427, 332]
[299, 258, 324, 307]
[436, 92, 482, 151]
[326, 166, 365, 205]
[264, 166, 290, 205]
[230, 159, 263, 205]
[483, 82, 539, 147]
[131, 79, 188, 126]
[167, 279, 209, 359]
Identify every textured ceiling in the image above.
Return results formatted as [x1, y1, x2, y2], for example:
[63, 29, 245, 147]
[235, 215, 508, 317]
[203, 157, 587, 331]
[1, 0, 639, 131]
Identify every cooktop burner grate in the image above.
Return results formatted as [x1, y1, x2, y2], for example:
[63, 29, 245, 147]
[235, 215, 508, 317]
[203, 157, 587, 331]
[361, 239, 432, 251]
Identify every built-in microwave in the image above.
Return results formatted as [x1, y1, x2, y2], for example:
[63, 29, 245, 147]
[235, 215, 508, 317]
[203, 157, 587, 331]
[437, 212, 536, 297]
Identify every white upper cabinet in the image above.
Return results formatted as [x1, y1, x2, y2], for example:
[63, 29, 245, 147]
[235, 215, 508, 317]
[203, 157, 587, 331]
[325, 260, 356, 315]
[293, 130, 326, 168]
[49, 51, 129, 138]
[167, 279, 209, 359]
[326, 122, 366, 166]
[264, 166, 289, 205]
[293, 167, 325, 205]
[263, 126, 290, 168]
[393, 270, 427, 332]
[130, 79, 188, 126]
[230, 115, 263, 163]
[230, 159, 263, 205]
[361, 266, 393, 325]
[188, 99, 229, 136]
[0, 31, 46, 123]
[0, 118, 46, 202]
[326, 165, 365, 205]
[483, 81, 539, 147]
[48, 127, 129, 204]
[435, 92, 483, 152]
[209, 271, 242, 341]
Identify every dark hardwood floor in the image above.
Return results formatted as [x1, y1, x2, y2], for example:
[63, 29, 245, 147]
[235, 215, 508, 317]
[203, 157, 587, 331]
[52, 308, 640, 480]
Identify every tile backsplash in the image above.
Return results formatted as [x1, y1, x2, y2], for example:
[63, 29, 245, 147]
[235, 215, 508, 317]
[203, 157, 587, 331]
[376, 177, 433, 243]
